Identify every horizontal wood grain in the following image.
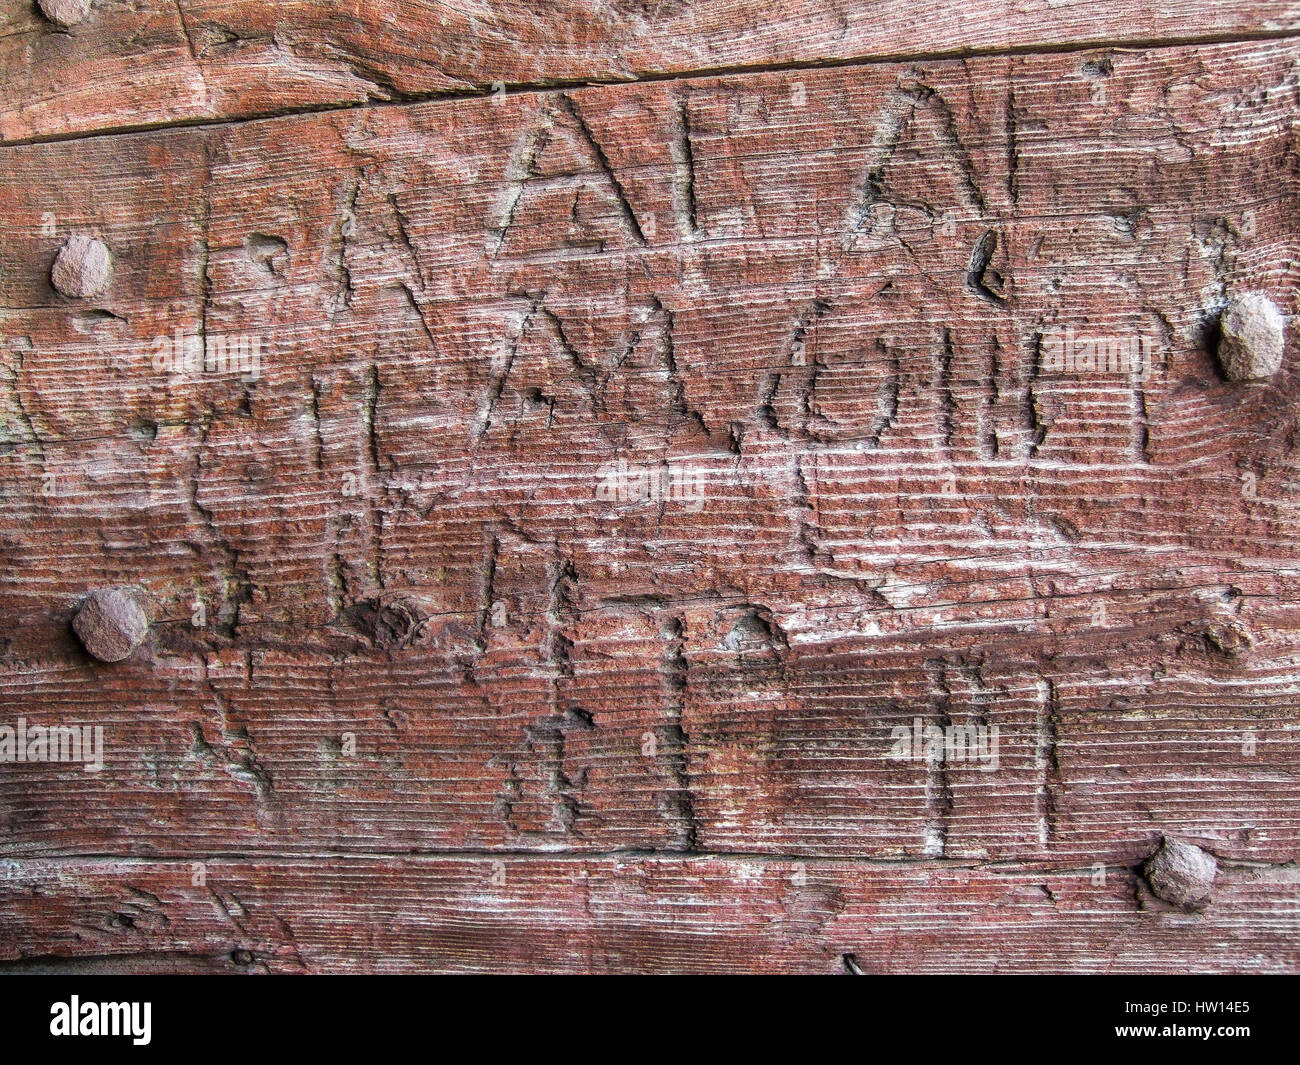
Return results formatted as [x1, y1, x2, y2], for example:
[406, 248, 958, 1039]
[2, 34, 1298, 971]
[0, 642, 1298, 861]
[2, 1, 1299, 142]
[2, 40, 1299, 866]
[2, 855, 1296, 972]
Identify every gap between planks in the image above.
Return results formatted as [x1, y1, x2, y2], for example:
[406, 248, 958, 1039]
[6, 851, 1297, 873]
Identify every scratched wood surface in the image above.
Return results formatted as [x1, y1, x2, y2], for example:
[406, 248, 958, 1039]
[3, 856, 1298, 973]
[3, 0, 1300, 142]
[1, 4, 1299, 973]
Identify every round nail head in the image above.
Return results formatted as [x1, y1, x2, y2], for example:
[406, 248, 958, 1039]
[51, 235, 112, 299]
[72, 588, 149, 663]
[1143, 837, 1217, 910]
[38, 0, 92, 28]
[1218, 292, 1286, 382]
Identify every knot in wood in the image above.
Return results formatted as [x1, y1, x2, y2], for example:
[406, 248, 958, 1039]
[364, 593, 439, 650]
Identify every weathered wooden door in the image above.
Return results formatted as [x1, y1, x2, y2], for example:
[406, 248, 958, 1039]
[1, 0, 1298, 973]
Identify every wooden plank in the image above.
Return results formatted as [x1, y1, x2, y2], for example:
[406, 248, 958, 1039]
[2, 1, 1299, 142]
[3, 37, 1300, 974]
[1, 41, 1298, 875]
[1, 644, 1298, 861]
[2, 855, 1296, 973]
